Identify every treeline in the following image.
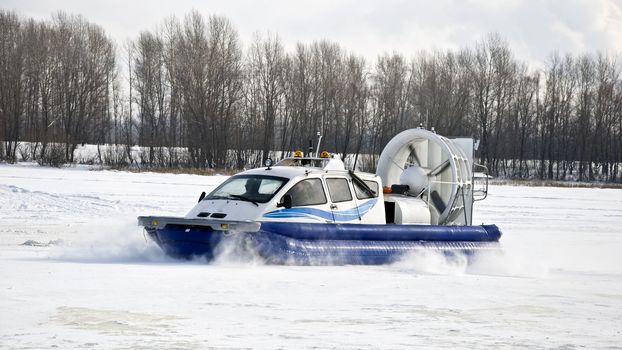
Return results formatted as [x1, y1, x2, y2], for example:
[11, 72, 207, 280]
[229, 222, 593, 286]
[0, 11, 117, 165]
[1, 10, 621, 182]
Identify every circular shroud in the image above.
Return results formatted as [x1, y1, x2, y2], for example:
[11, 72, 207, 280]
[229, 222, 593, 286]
[376, 129, 472, 225]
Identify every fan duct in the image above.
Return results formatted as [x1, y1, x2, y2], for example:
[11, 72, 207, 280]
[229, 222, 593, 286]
[376, 129, 474, 225]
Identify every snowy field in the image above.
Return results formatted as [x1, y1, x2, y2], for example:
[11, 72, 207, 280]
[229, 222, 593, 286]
[1, 163, 621, 349]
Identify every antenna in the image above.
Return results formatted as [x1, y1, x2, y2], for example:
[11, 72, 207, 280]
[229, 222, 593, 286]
[315, 131, 322, 157]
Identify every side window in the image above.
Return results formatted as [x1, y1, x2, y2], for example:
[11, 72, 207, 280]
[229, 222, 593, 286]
[326, 178, 353, 203]
[354, 179, 379, 199]
[287, 179, 327, 206]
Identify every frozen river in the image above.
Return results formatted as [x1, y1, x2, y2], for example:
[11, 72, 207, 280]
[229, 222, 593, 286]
[1, 163, 621, 349]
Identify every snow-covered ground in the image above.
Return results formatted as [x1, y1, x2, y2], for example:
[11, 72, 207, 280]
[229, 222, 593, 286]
[1, 163, 621, 349]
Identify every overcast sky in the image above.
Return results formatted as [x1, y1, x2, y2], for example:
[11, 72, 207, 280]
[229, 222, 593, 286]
[4, 0, 622, 68]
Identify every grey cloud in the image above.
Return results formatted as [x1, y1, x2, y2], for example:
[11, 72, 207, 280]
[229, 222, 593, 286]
[3, 0, 620, 67]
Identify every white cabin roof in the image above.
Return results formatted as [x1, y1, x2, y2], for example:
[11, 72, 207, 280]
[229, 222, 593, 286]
[238, 158, 378, 181]
[275, 156, 346, 171]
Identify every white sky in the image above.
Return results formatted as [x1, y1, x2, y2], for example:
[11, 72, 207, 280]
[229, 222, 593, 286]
[4, 0, 622, 68]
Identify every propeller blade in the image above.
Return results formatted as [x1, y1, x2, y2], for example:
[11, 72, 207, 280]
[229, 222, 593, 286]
[427, 159, 450, 177]
[430, 190, 447, 214]
[408, 144, 421, 166]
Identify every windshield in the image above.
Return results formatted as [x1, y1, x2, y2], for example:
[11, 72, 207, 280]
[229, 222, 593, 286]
[205, 175, 288, 204]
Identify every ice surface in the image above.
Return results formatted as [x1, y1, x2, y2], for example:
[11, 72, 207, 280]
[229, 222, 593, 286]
[1, 163, 621, 349]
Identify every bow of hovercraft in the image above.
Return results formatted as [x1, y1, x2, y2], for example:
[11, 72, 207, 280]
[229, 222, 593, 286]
[139, 216, 260, 260]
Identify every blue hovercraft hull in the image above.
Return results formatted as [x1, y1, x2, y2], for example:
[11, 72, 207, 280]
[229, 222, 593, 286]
[144, 222, 501, 265]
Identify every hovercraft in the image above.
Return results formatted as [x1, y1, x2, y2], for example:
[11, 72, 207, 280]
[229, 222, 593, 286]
[138, 128, 501, 264]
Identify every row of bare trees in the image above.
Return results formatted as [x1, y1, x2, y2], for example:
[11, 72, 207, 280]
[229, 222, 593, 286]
[0, 11, 118, 165]
[1, 10, 621, 182]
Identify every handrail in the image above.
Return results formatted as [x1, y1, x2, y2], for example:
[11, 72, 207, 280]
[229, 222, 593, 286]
[473, 163, 489, 201]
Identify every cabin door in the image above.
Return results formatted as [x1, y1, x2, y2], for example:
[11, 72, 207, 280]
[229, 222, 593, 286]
[324, 177, 358, 223]
[283, 178, 334, 223]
